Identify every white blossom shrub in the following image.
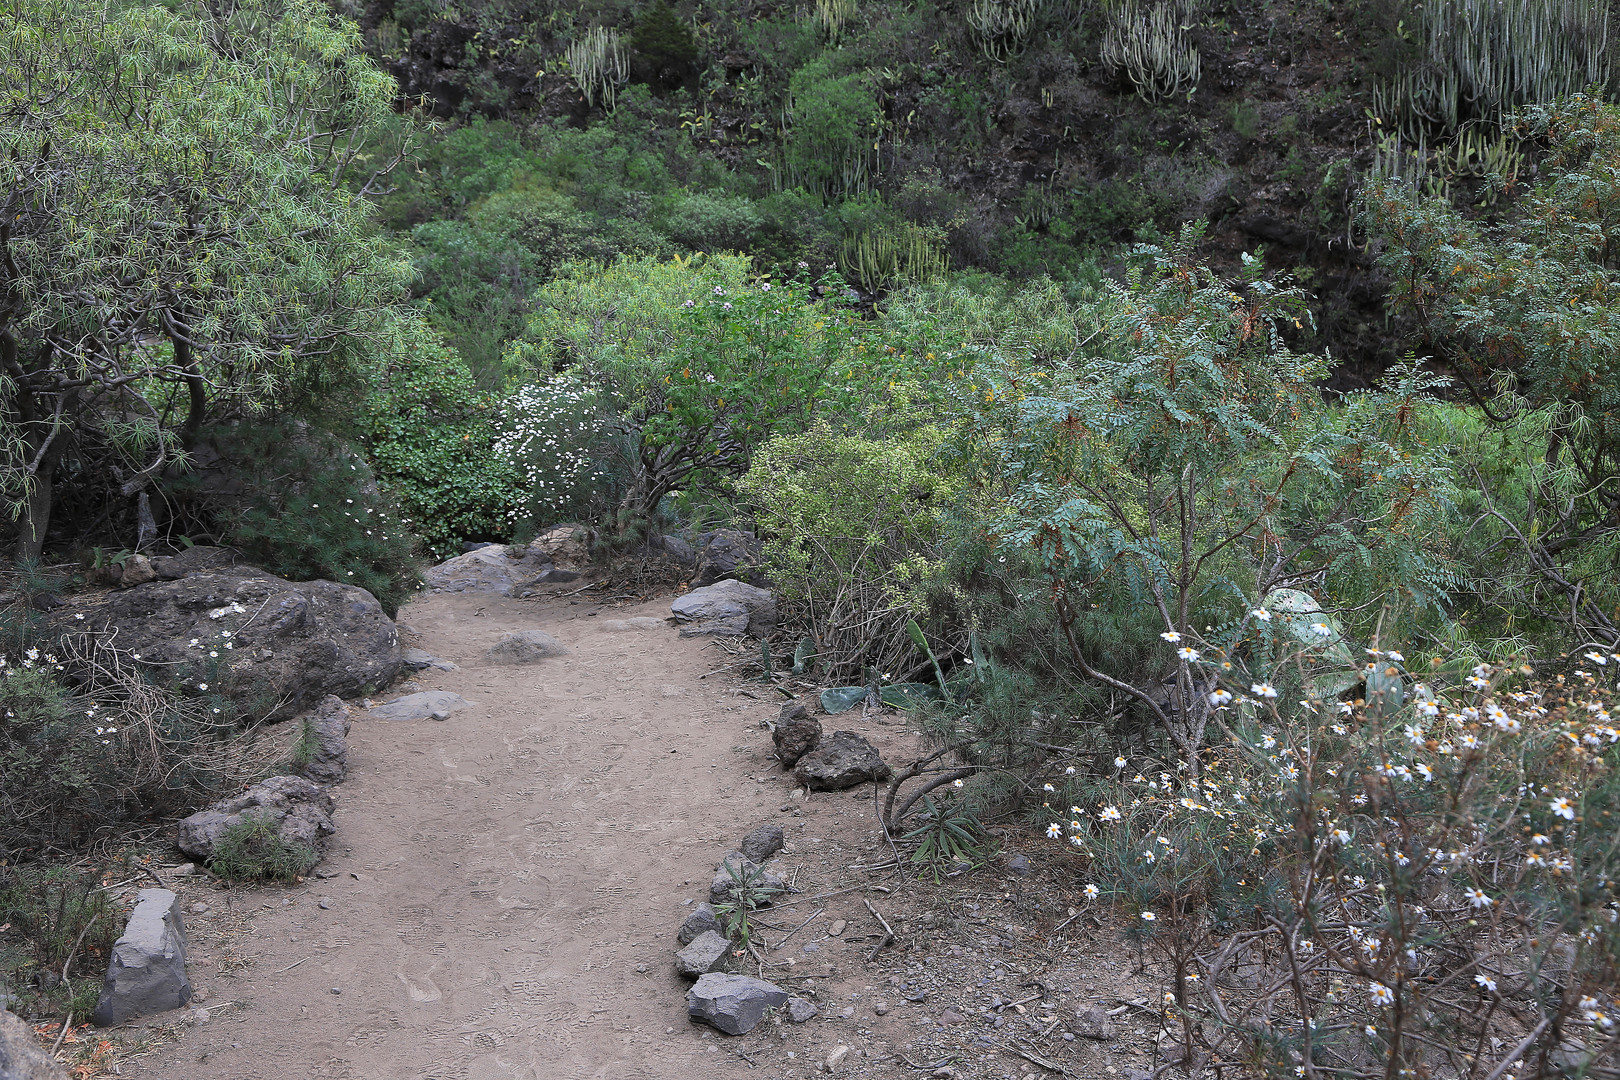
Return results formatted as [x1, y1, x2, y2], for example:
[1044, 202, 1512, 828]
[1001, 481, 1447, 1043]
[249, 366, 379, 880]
[1032, 620, 1620, 1079]
[491, 375, 620, 531]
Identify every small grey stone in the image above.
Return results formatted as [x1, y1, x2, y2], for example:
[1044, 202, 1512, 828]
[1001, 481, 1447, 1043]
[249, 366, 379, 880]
[710, 852, 785, 906]
[366, 691, 471, 722]
[295, 695, 351, 784]
[400, 648, 457, 672]
[1006, 854, 1031, 876]
[118, 554, 156, 588]
[485, 630, 567, 665]
[317, 898, 331, 910]
[675, 931, 732, 978]
[676, 614, 750, 638]
[772, 703, 822, 767]
[1073, 1005, 1118, 1040]
[186, 901, 209, 915]
[786, 996, 818, 1023]
[175, 775, 334, 865]
[669, 580, 775, 636]
[740, 824, 784, 863]
[873, 1002, 889, 1015]
[90, 889, 191, 1026]
[686, 973, 788, 1035]
[677, 903, 723, 945]
[838, 1006, 855, 1019]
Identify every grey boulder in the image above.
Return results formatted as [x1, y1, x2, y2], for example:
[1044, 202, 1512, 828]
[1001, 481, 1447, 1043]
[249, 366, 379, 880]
[687, 973, 788, 1035]
[74, 566, 399, 719]
[772, 703, 822, 766]
[0, 1007, 68, 1078]
[175, 776, 334, 864]
[677, 902, 723, 945]
[793, 730, 892, 791]
[367, 691, 470, 722]
[669, 580, 776, 637]
[295, 695, 350, 784]
[485, 630, 567, 665]
[711, 852, 785, 906]
[149, 545, 241, 581]
[691, 529, 762, 587]
[740, 824, 785, 863]
[675, 931, 733, 978]
[424, 544, 557, 596]
[90, 889, 191, 1026]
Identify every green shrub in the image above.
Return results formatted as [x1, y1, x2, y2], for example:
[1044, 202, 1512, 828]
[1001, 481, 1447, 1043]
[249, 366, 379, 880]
[739, 423, 955, 682]
[780, 58, 883, 199]
[353, 319, 526, 560]
[629, 1, 699, 90]
[200, 419, 422, 616]
[207, 813, 320, 882]
[513, 254, 900, 528]
[0, 863, 117, 1018]
[0, 636, 274, 858]
[492, 374, 626, 532]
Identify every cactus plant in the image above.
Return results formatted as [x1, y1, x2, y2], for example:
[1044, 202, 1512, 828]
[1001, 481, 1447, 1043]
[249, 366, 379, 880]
[1375, 0, 1610, 137]
[838, 225, 949, 294]
[967, 0, 1043, 63]
[813, 0, 859, 42]
[565, 26, 629, 111]
[1100, 0, 1202, 103]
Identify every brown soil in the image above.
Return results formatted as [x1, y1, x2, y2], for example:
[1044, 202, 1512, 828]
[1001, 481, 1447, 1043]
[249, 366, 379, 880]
[109, 587, 1165, 1080]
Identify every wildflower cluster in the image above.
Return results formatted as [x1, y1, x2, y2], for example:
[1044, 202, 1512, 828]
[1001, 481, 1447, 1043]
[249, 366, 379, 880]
[491, 375, 618, 528]
[1034, 619, 1620, 1079]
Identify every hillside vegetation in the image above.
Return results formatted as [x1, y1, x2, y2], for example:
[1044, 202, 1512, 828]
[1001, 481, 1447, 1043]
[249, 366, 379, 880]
[3, 0, 1620, 1073]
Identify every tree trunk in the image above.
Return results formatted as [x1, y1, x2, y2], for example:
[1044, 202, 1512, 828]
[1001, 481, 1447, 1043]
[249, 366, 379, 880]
[15, 457, 54, 564]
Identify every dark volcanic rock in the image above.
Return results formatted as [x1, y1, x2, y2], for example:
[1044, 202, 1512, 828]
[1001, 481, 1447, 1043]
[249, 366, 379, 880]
[772, 703, 822, 766]
[295, 695, 352, 784]
[90, 889, 191, 1026]
[81, 566, 399, 718]
[793, 730, 892, 791]
[0, 1006, 68, 1077]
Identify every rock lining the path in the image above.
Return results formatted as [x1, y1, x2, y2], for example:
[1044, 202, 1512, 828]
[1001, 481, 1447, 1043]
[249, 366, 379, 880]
[740, 824, 785, 863]
[366, 690, 470, 721]
[686, 972, 787, 1035]
[175, 776, 335, 864]
[772, 703, 822, 766]
[710, 851, 785, 905]
[674, 930, 732, 978]
[90, 889, 191, 1026]
[677, 903, 723, 945]
[669, 580, 776, 637]
[401, 647, 457, 671]
[77, 566, 400, 718]
[295, 695, 351, 784]
[0, 1007, 68, 1078]
[793, 730, 892, 790]
[425, 545, 562, 596]
[690, 529, 763, 587]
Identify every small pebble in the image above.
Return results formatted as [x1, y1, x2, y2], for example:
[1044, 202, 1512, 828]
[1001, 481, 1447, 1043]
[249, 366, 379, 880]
[874, 1002, 889, 1015]
[187, 901, 209, 915]
[828, 919, 846, 936]
[331, 987, 342, 995]
[317, 898, 331, 910]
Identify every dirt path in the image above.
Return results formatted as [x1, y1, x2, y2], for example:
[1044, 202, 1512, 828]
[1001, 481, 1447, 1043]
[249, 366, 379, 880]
[136, 589, 783, 1080]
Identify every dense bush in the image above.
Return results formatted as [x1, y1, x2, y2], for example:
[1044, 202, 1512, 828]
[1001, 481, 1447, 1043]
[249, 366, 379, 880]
[1033, 620, 1620, 1080]
[1365, 96, 1620, 648]
[739, 423, 956, 681]
[191, 420, 422, 616]
[352, 319, 525, 560]
[0, 634, 276, 859]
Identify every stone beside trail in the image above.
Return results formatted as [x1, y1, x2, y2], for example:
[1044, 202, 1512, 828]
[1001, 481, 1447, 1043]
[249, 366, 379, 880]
[686, 973, 787, 1035]
[78, 562, 399, 717]
[90, 889, 191, 1026]
[175, 776, 334, 864]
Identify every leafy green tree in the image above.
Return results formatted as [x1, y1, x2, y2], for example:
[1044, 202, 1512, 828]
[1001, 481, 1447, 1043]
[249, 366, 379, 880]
[989, 228, 1457, 766]
[512, 254, 879, 528]
[1364, 95, 1620, 644]
[0, 0, 410, 560]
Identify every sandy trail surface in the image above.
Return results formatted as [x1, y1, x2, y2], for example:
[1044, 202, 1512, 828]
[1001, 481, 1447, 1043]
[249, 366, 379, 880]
[136, 589, 778, 1080]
